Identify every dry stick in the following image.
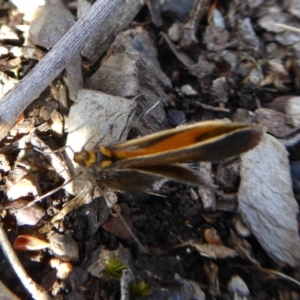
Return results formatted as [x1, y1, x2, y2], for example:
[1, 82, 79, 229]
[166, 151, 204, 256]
[0, 223, 51, 300]
[0, 280, 21, 300]
[275, 23, 300, 34]
[0, 0, 124, 142]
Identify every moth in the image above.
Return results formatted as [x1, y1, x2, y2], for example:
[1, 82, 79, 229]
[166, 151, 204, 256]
[74, 120, 263, 195]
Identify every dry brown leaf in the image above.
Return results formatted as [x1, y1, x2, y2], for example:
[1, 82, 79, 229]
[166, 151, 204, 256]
[179, 240, 237, 259]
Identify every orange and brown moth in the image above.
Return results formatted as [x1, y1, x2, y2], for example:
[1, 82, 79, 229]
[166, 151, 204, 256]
[74, 120, 263, 195]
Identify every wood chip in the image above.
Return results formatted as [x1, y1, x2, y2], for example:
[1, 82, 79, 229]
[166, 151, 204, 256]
[6, 176, 39, 201]
[285, 96, 300, 127]
[0, 71, 18, 98]
[15, 202, 45, 226]
[255, 107, 292, 137]
[197, 162, 216, 212]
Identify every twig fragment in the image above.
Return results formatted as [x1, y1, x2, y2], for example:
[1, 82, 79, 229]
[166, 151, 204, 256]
[0, 223, 51, 300]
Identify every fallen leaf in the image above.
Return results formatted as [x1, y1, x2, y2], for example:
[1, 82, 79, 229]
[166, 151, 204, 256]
[14, 235, 50, 251]
[178, 240, 237, 259]
[238, 133, 300, 266]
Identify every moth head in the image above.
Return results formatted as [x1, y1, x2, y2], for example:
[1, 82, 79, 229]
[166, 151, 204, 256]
[74, 150, 96, 167]
[74, 148, 113, 170]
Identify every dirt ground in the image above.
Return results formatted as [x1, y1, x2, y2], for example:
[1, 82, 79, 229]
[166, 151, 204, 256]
[1, 0, 300, 299]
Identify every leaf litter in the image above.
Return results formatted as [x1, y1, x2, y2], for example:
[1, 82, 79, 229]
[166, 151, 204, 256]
[0, 0, 300, 299]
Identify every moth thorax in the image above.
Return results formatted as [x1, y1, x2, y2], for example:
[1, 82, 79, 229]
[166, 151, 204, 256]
[97, 149, 113, 169]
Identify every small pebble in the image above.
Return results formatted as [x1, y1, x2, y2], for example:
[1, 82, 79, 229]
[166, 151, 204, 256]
[168, 22, 183, 42]
[181, 84, 198, 96]
[167, 108, 186, 127]
[286, 96, 300, 127]
[228, 275, 250, 296]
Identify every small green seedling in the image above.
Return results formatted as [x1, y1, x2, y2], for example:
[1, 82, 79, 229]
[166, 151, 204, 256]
[130, 280, 152, 297]
[104, 257, 127, 278]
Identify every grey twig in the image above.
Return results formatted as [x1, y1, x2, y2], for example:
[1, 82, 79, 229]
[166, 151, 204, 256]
[0, 0, 124, 141]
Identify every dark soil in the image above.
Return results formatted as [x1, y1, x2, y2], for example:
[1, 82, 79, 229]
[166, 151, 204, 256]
[1, 1, 300, 299]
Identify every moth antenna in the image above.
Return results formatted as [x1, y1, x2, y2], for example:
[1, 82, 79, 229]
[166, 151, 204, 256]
[36, 185, 91, 228]
[110, 202, 149, 254]
[33, 145, 68, 155]
[64, 145, 74, 155]
[145, 191, 167, 198]
[85, 174, 149, 254]
[19, 172, 84, 211]
[52, 145, 67, 153]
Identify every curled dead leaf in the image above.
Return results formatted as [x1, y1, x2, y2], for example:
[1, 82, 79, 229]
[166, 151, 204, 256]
[14, 235, 50, 251]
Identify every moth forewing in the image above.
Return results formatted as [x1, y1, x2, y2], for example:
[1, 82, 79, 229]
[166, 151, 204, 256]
[109, 124, 263, 169]
[108, 121, 261, 158]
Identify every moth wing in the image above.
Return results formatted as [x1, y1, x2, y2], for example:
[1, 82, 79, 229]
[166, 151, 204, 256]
[99, 164, 212, 196]
[113, 125, 263, 169]
[132, 164, 212, 188]
[99, 169, 165, 197]
[110, 120, 234, 151]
